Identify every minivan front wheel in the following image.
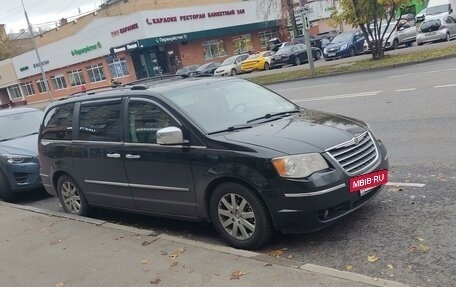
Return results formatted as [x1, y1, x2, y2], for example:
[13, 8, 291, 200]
[57, 175, 90, 216]
[210, 182, 273, 249]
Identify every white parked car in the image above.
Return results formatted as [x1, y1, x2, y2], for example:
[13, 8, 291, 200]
[417, 14, 456, 45]
[363, 21, 416, 53]
[214, 54, 249, 76]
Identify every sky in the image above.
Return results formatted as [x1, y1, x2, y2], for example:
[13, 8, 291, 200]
[1, 0, 102, 33]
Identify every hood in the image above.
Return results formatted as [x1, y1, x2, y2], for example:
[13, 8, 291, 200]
[0, 133, 38, 157]
[215, 64, 235, 72]
[325, 42, 346, 50]
[221, 109, 367, 154]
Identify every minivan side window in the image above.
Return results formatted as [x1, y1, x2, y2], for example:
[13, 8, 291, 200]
[78, 101, 121, 142]
[41, 104, 74, 140]
[128, 100, 178, 144]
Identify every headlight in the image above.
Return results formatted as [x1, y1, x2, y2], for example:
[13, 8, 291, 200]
[340, 44, 348, 51]
[272, 153, 329, 178]
[0, 154, 33, 164]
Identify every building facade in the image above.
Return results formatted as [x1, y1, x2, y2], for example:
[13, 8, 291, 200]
[0, 1, 280, 105]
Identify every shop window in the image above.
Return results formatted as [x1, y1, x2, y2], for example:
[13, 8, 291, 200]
[22, 82, 35, 96]
[202, 39, 227, 60]
[108, 57, 129, 78]
[36, 78, 50, 93]
[51, 74, 67, 90]
[67, 70, 86, 87]
[233, 34, 253, 54]
[86, 64, 106, 83]
[259, 30, 278, 49]
[8, 85, 22, 99]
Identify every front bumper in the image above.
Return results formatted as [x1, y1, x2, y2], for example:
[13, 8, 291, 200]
[1, 160, 42, 193]
[261, 139, 389, 233]
[323, 49, 348, 59]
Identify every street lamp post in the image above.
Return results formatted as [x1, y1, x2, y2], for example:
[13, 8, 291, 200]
[300, 8, 315, 75]
[20, 0, 53, 103]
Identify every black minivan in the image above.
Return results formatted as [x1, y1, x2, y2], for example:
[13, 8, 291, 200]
[38, 78, 389, 249]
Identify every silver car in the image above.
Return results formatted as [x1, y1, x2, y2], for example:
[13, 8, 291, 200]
[417, 15, 456, 45]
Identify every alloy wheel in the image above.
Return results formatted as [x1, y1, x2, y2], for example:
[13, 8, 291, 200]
[61, 181, 82, 214]
[217, 193, 256, 241]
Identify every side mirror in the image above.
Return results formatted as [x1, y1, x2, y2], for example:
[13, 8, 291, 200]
[157, 126, 186, 145]
[398, 26, 405, 31]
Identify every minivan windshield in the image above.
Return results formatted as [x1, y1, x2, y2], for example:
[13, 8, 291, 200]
[0, 110, 43, 141]
[162, 80, 299, 133]
[427, 4, 450, 15]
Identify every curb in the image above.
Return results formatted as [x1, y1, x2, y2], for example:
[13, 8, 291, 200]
[0, 202, 410, 287]
[243, 53, 456, 86]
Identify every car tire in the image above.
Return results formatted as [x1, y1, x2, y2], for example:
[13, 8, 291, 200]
[349, 47, 356, 57]
[315, 50, 322, 60]
[264, 62, 270, 70]
[392, 39, 399, 50]
[0, 171, 16, 203]
[294, 56, 301, 66]
[209, 182, 274, 250]
[231, 69, 237, 76]
[57, 175, 91, 216]
[446, 32, 450, 42]
[418, 42, 423, 46]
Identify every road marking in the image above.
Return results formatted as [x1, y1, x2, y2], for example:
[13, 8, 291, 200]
[434, 83, 456, 88]
[293, 91, 382, 102]
[388, 68, 456, 79]
[395, 88, 416, 92]
[275, 82, 341, 92]
[386, 182, 425, 188]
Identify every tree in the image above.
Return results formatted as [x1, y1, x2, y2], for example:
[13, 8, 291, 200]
[257, 0, 299, 39]
[332, 0, 410, 59]
[0, 34, 12, 61]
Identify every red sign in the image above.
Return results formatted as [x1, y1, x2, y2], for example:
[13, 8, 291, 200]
[111, 23, 139, 37]
[349, 169, 388, 192]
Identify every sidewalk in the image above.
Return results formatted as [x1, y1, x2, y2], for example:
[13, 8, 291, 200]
[0, 203, 409, 287]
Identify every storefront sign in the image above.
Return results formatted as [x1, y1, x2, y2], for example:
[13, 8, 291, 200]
[20, 66, 29, 72]
[146, 9, 245, 25]
[155, 34, 188, 44]
[33, 60, 49, 68]
[71, 42, 102, 56]
[112, 42, 139, 53]
[111, 23, 139, 37]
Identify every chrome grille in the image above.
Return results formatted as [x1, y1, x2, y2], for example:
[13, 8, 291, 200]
[326, 132, 378, 175]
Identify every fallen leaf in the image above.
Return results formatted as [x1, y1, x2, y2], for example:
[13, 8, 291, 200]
[169, 248, 185, 260]
[267, 249, 284, 257]
[408, 244, 430, 253]
[170, 261, 178, 268]
[50, 239, 62, 245]
[264, 263, 273, 267]
[387, 264, 394, 269]
[55, 283, 64, 287]
[150, 278, 161, 285]
[113, 236, 124, 240]
[367, 255, 379, 263]
[287, 255, 294, 259]
[230, 271, 248, 280]
[345, 265, 353, 271]
[417, 238, 424, 242]
[142, 240, 154, 246]
[141, 258, 149, 264]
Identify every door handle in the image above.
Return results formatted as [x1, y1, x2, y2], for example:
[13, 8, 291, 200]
[106, 153, 121, 159]
[125, 154, 141, 159]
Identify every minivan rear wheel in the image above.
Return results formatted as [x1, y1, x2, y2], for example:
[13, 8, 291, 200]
[57, 175, 90, 216]
[210, 182, 273, 249]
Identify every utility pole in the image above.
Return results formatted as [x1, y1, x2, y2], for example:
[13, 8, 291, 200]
[20, 0, 53, 103]
[300, 7, 315, 75]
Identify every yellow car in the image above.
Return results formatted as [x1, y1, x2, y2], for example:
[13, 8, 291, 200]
[240, 51, 274, 73]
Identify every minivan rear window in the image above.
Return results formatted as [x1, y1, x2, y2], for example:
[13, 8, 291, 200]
[41, 104, 74, 140]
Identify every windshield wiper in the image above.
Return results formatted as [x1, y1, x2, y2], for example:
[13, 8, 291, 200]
[208, 124, 253, 135]
[246, 110, 301, 124]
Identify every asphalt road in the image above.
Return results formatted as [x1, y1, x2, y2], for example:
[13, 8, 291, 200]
[15, 58, 456, 287]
